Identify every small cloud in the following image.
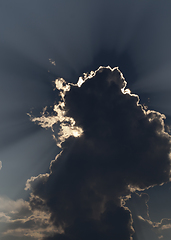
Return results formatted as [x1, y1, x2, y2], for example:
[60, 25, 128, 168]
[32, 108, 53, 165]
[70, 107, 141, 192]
[0, 161, 2, 170]
[0, 196, 60, 239]
[49, 58, 56, 66]
[159, 235, 164, 239]
[0, 196, 28, 213]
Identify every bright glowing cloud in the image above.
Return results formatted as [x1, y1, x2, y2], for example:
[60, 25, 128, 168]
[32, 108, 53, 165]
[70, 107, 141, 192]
[28, 77, 83, 147]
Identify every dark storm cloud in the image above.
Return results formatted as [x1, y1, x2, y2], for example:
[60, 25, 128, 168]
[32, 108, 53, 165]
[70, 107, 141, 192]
[25, 67, 171, 240]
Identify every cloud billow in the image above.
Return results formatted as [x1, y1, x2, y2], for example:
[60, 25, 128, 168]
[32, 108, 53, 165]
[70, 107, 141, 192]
[27, 66, 171, 240]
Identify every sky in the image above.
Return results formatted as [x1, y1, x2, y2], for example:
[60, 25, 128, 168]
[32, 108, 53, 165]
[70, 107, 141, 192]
[1, 0, 171, 239]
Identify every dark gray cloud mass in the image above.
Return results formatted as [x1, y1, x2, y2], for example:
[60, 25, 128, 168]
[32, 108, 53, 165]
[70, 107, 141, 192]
[27, 67, 171, 240]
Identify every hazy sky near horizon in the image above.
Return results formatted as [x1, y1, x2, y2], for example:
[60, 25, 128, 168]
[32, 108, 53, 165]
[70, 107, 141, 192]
[1, 1, 171, 239]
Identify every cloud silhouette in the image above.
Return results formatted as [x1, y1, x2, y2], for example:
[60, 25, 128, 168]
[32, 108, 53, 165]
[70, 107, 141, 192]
[26, 66, 171, 240]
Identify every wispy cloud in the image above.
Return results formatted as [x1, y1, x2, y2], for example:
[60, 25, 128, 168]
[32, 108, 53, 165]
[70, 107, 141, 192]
[0, 196, 60, 239]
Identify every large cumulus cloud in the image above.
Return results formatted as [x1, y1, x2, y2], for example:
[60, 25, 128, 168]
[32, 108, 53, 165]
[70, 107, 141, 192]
[26, 66, 171, 240]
